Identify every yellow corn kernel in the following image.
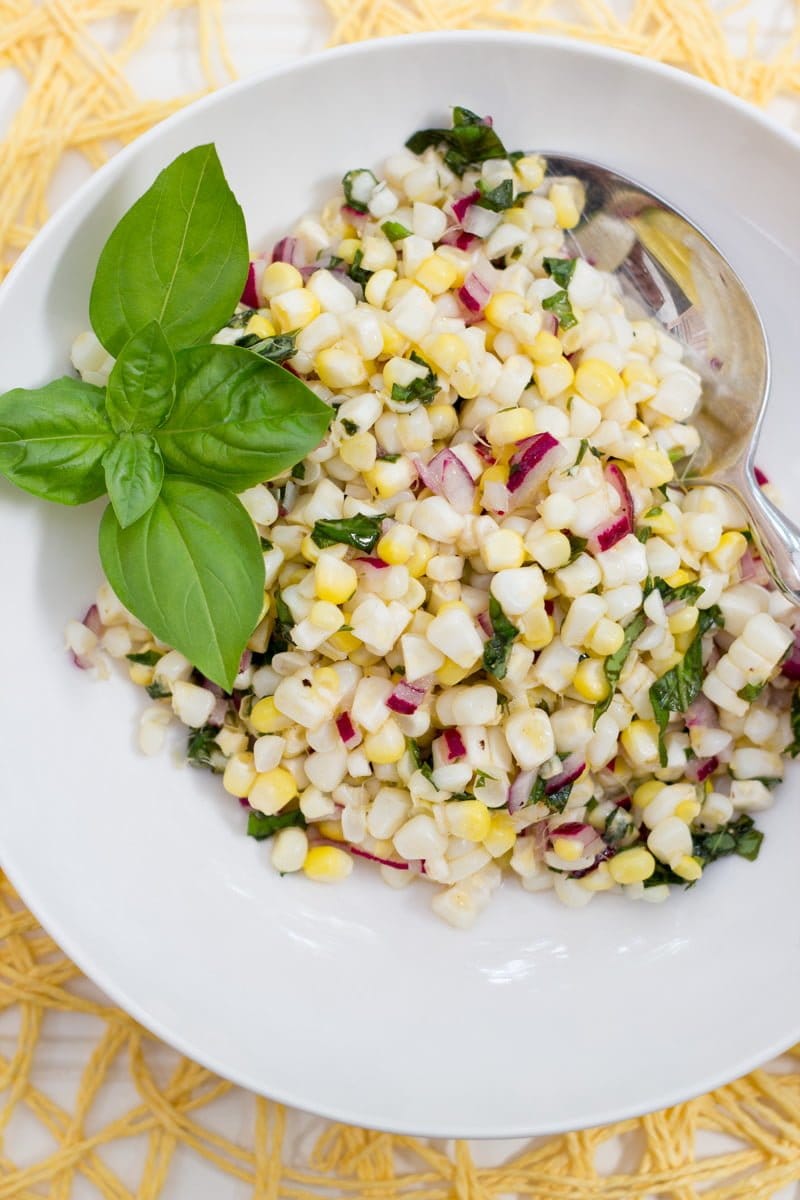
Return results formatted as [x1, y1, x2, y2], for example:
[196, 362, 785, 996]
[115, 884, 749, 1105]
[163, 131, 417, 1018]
[415, 254, 458, 295]
[446, 799, 491, 842]
[250, 697, 293, 734]
[633, 780, 664, 809]
[709, 530, 749, 572]
[608, 847, 656, 885]
[424, 333, 468, 375]
[249, 767, 298, 815]
[377, 523, 417, 565]
[485, 290, 526, 330]
[406, 534, 434, 578]
[580, 861, 616, 892]
[318, 820, 345, 842]
[646, 508, 678, 537]
[260, 261, 303, 300]
[484, 811, 516, 857]
[574, 359, 623, 408]
[301, 534, 323, 564]
[363, 719, 406, 764]
[664, 568, 697, 588]
[328, 629, 362, 653]
[429, 404, 459, 439]
[479, 463, 510, 502]
[621, 361, 658, 389]
[486, 407, 537, 446]
[672, 854, 703, 882]
[315, 554, 358, 604]
[481, 529, 526, 572]
[303, 845, 353, 882]
[365, 269, 396, 310]
[587, 618, 625, 657]
[245, 313, 276, 339]
[363, 457, 414, 499]
[675, 799, 702, 823]
[552, 836, 583, 863]
[519, 605, 555, 651]
[550, 182, 581, 229]
[515, 154, 546, 189]
[534, 357, 574, 401]
[529, 330, 564, 365]
[309, 601, 343, 633]
[380, 320, 407, 357]
[621, 720, 661, 766]
[504, 207, 532, 231]
[339, 431, 377, 472]
[668, 605, 699, 635]
[527, 531, 572, 571]
[129, 663, 154, 687]
[336, 237, 361, 264]
[385, 278, 414, 307]
[315, 345, 368, 389]
[222, 752, 257, 798]
[435, 658, 475, 686]
[573, 657, 610, 702]
[271, 288, 321, 332]
[632, 447, 674, 488]
[313, 666, 340, 693]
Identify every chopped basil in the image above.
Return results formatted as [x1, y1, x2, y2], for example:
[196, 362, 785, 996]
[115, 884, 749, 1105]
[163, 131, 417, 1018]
[381, 220, 412, 242]
[247, 808, 306, 840]
[473, 769, 496, 788]
[567, 534, 588, 563]
[405, 106, 509, 177]
[645, 505, 663, 518]
[545, 782, 573, 813]
[378, 452, 401, 463]
[391, 352, 439, 406]
[342, 168, 378, 214]
[234, 331, 298, 364]
[543, 256, 577, 289]
[187, 724, 224, 772]
[738, 680, 766, 702]
[340, 418, 359, 436]
[649, 606, 723, 766]
[604, 806, 633, 845]
[788, 688, 800, 757]
[541, 289, 578, 330]
[528, 776, 546, 806]
[476, 178, 514, 212]
[145, 680, 170, 700]
[347, 248, 372, 288]
[693, 814, 764, 865]
[126, 649, 160, 666]
[636, 526, 653, 543]
[482, 597, 518, 680]
[274, 592, 293, 626]
[650, 578, 704, 605]
[260, 536, 273, 551]
[226, 308, 256, 329]
[311, 513, 386, 553]
[575, 438, 590, 466]
[595, 611, 647, 725]
[291, 461, 306, 480]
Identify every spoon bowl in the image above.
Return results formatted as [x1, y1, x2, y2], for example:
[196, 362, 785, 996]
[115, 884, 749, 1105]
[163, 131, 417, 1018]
[545, 154, 800, 601]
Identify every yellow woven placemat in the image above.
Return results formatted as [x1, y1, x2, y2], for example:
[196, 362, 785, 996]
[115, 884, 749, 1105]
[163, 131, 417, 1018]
[2, 3, 800, 1196]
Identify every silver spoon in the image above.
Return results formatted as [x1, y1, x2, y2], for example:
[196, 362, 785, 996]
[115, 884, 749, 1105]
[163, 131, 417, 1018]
[543, 154, 800, 604]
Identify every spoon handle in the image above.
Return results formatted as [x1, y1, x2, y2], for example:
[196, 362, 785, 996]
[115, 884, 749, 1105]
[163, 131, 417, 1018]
[722, 466, 800, 604]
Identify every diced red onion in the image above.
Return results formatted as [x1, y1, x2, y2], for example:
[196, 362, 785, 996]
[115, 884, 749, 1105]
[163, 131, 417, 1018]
[507, 433, 564, 508]
[542, 312, 558, 335]
[336, 711, 360, 747]
[386, 678, 429, 715]
[458, 270, 493, 315]
[240, 262, 260, 308]
[685, 691, 718, 729]
[474, 441, 496, 465]
[508, 769, 537, 814]
[781, 632, 800, 680]
[463, 204, 501, 239]
[548, 821, 594, 844]
[348, 845, 409, 870]
[451, 190, 480, 222]
[238, 650, 252, 674]
[477, 609, 493, 638]
[571, 845, 615, 879]
[341, 204, 368, 223]
[413, 449, 476, 514]
[271, 236, 303, 266]
[605, 463, 634, 526]
[208, 697, 228, 728]
[83, 604, 103, 637]
[443, 729, 467, 761]
[545, 752, 585, 795]
[587, 464, 634, 553]
[354, 555, 389, 570]
[238, 797, 251, 808]
[739, 547, 770, 586]
[754, 466, 769, 486]
[440, 229, 479, 251]
[685, 755, 719, 783]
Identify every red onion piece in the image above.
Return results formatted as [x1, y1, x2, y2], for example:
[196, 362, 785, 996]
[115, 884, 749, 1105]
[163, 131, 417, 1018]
[458, 270, 493, 315]
[208, 697, 228, 728]
[451, 190, 480, 222]
[587, 463, 634, 553]
[342, 204, 368, 223]
[386, 678, 429, 715]
[508, 769, 537, 814]
[354, 556, 389, 570]
[349, 845, 409, 870]
[685, 694, 718, 729]
[82, 604, 103, 637]
[738, 547, 771, 586]
[336, 711, 360, 748]
[542, 312, 558, 335]
[477, 609, 493, 638]
[685, 754, 719, 783]
[271, 236, 303, 266]
[754, 466, 769, 486]
[545, 752, 585, 795]
[463, 204, 501, 239]
[507, 433, 564, 508]
[240, 262, 260, 308]
[548, 821, 594, 844]
[440, 229, 479, 251]
[413, 449, 476, 514]
[474, 441, 496, 465]
[571, 845, 615, 879]
[781, 632, 800, 680]
[605, 463, 634, 526]
[443, 729, 467, 761]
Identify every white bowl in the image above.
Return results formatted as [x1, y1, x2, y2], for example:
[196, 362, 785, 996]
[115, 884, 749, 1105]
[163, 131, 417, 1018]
[1, 33, 799, 1138]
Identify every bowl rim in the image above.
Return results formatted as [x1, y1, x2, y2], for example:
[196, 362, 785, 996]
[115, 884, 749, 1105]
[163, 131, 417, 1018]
[3, 30, 800, 1137]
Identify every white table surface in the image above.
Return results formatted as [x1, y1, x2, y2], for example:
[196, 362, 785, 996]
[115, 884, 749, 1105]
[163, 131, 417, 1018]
[1, 3, 799, 1196]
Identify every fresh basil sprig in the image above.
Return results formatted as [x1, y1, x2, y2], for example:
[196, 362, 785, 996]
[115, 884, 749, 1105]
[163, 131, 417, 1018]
[0, 145, 332, 689]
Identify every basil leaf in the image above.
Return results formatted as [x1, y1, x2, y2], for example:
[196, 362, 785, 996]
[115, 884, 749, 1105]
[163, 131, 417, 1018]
[651, 578, 704, 605]
[542, 289, 578, 330]
[382, 220, 411, 242]
[391, 352, 439, 405]
[636, 527, 653, 543]
[98, 476, 264, 690]
[693, 814, 763, 865]
[234, 331, 297, 364]
[476, 178, 514, 212]
[187, 725, 226, 771]
[342, 169, 377, 214]
[738, 680, 766, 702]
[543, 257, 577, 289]
[311, 513, 385, 553]
[126, 649, 160, 666]
[787, 688, 800, 757]
[482, 597, 518, 680]
[105, 321, 175, 433]
[649, 606, 722, 766]
[348, 249, 372, 289]
[247, 808, 306, 840]
[103, 432, 164, 529]
[595, 611, 646, 725]
[156, 345, 331, 491]
[0, 377, 113, 504]
[406, 106, 508, 177]
[90, 144, 248, 355]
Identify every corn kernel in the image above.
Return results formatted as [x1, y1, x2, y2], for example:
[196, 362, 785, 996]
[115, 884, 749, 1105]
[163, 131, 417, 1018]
[622, 362, 658, 389]
[646, 509, 678, 537]
[328, 629, 361, 653]
[574, 359, 623, 408]
[672, 854, 702, 882]
[315, 554, 358, 603]
[519, 605, 555, 651]
[315, 345, 367, 389]
[485, 291, 526, 330]
[484, 811, 516, 857]
[675, 799, 702, 822]
[668, 605, 699, 635]
[481, 529, 526, 571]
[415, 254, 458, 295]
[529, 330, 564, 365]
[303, 845, 354, 882]
[446, 799, 491, 842]
[339, 431, 377, 472]
[632, 447, 674, 487]
[363, 457, 415, 499]
[301, 535, 322, 564]
[318, 820, 345, 842]
[380, 321, 407, 356]
[365, 269, 396, 309]
[664, 568, 697, 588]
[608, 847, 656, 884]
[587, 618, 625, 656]
[709, 530, 749, 572]
[406, 534, 434, 578]
[313, 666, 340, 693]
[129, 663, 154, 687]
[249, 767, 298, 815]
[633, 780, 663, 809]
[385, 278, 414, 307]
[260, 261, 303, 300]
[250, 697, 293, 734]
[552, 836, 583, 863]
[363, 719, 406, 764]
[222, 752, 257, 798]
[534, 357, 574, 401]
[435, 658, 475, 686]
[336, 237, 361, 264]
[621, 720, 661, 766]
[550, 182, 581, 229]
[486, 407, 537, 446]
[573, 657, 610, 702]
[479, 464, 510, 497]
[309, 601, 343, 633]
[271, 288, 321, 332]
[377, 524, 417, 565]
[424, 333, 468, 375]
[429, 404, 459, 439]
[245, 313, 276, 339]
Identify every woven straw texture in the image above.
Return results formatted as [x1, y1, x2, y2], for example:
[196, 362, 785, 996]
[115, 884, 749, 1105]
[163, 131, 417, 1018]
[2, 2, 800, 1196]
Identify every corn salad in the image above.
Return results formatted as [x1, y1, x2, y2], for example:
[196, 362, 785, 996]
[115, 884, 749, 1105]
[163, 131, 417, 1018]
[68, 110, 800, 928]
